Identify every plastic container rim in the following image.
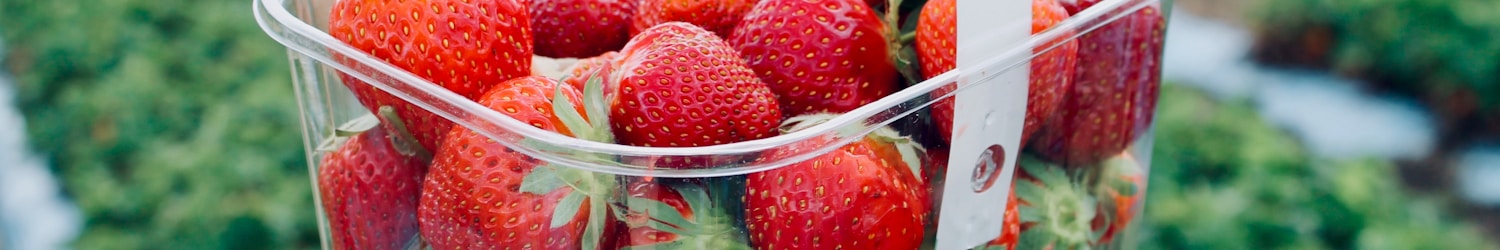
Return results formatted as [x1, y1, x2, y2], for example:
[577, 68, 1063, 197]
[252, 0, 1160, 177]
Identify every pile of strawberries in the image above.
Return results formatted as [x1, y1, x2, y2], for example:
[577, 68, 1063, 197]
[310, 0, 1164, 248]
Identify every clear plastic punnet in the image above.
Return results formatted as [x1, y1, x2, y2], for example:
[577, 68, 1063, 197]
[255, 0, 1166, 248]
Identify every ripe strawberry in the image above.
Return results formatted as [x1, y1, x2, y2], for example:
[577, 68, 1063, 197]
[744, 115, 929, 249]
[611, 180, 750, 249]
[1057, 0, 1100, 14]
[531, 0, 635, 58]
[917, 0, 1077, 146]
[329, 0, 533, 152]
[562, 51, 620, 97]
[728, 0, 900, 116]
[419, 76, 617, 250]
[1092, 152, 1145, 243]
[1013, 155, 1097, 249]
[609, 22, 782, 149]
[1030, 5, 1163, 165]
[631, 0, 754, 39]
[318, 123, 429, 250]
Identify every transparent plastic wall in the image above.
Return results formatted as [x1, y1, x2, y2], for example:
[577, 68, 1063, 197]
[255, 0, 1166, 248]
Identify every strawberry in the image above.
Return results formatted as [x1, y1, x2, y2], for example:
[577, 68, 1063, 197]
[1030, 4, 1163, 166]
[329, 0, 534, 152]
[419, 76, 618, 250]
[744, 114, 929, 250]
[611, 180, 751, 249]
[1057, 0, 1100, 15]
[1013, 155, 1097, 249]
[562, 51, 621, 93]
[608, 22, 782, 150]
[531, 0, 635, 58]
[317, 120, 429, 250]
[1092, 152, 1145, 243]
[631, 0, 755, 39]
[916, 0, 1077, 146]
[729, 0, 900, 116]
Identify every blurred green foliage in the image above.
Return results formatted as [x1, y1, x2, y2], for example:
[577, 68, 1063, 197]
[1251, 0, 1500, 110]
[1, 0, 318, 249]
[1135, 84, 1496, 249]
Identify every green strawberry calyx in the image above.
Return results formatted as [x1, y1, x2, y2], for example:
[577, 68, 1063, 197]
[1016, 155, 1099, 249]
[315, 107, 433, 164]
[517, 71, 622, 250]
[614, 182, 752, 250]
[317, 114, 378, 152]
[882, 0, 924, 85]
[781, 113, 928, 182]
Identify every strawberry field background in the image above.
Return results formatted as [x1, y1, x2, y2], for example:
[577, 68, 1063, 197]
[1, 0, 318, 249]
[0, 0, 1496, 249]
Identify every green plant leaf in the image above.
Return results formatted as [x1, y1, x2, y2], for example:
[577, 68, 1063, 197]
[675, 184, 713, 217]
[1015, 180, 1046, 210]
[551, 191, 586, 228]
[582, 198, 606, 250]
[779, 113, 842, 133]
[894, 138, 925, 181]
[622, 241, 686, 250]
[552, 82, 594, 142]
[1019, 224, 1057, 248]
[1018, 204, 1043, 224]
[582, 70, 612, 139]
[645, 218, 694, 236]
[316, 136, 349, 152]
[1021, 158, 1068, 190]
[625, 196, 704, 233]
[551, 167, 602, 197]
[520, 165, 566, 195]
[334, 114, 380, 137]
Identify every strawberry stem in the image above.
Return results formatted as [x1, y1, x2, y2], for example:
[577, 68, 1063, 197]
[882, 0, 925, 85]
[899, 31, 916, 45]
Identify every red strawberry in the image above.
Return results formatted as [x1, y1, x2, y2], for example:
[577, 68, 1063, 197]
[631, 0, 755, 38]
[917, 0, 1077, 146]
[1030, 5, 1163, 165]
[329, 0, 533, 152]
[318, 123, 429, 250]
[611, 180, 750, 249]
[1013, 155, 1097, 249]
[419, 76, 617, 250]
[914, 0, 956, 80]
[1092, 152, 1145, 243]
[608, 22, 782, 149]
[1057, 0, 1100, 14]
[728, 0, 900, 116]
[745, 115, 929, 249]
[562, 51, 621, 97]
[531, 0, 635, 58]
